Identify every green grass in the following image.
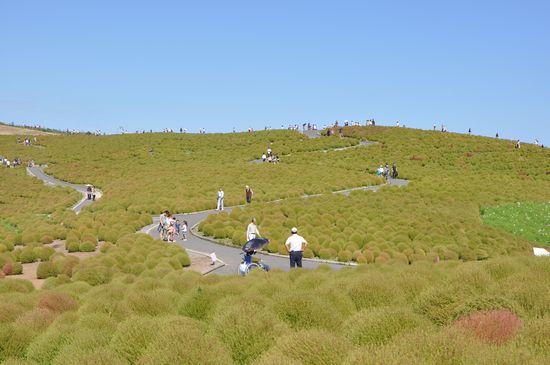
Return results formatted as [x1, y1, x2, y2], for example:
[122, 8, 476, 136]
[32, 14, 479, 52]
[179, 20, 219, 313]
[0, 126, 549, 363]
[481, 202, 550, 244]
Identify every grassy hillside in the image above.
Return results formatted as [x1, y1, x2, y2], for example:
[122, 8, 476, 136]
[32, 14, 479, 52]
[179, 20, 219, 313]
[0, 126, 549, 364]
[202, 127, 549, 261]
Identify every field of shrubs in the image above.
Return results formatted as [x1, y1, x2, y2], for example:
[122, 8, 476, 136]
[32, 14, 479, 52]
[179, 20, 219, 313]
[1, 253, 550, 364]
[1, 126, 549, 363]
[201, 126, 549, 262]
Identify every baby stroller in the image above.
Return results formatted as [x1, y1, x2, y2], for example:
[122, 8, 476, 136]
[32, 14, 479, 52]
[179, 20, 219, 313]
[238, 238, 271, 276]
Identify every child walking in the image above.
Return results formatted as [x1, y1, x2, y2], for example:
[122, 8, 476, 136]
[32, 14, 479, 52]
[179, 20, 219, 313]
[181, 220, 188, 241]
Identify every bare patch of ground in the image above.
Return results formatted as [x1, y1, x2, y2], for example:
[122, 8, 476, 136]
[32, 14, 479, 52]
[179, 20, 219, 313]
[4, 240, 101, 289]
[0, 124, 55, 135]
[185, 251, 225, 275]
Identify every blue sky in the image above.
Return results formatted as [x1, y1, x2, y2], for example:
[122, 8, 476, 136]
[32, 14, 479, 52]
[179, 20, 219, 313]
[1, 0, 549, 143]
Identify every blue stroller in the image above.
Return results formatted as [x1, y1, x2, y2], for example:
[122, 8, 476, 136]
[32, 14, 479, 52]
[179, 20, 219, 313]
[238, 238, 271, 276]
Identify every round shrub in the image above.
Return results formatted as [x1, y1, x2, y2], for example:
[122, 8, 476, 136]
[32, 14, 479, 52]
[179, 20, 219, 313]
[14, 308, 57, 331]
[37, 292, 79, 313]
[176, 252, 191, 267]
[211, 294, 287, 364]
[272, 290, 349, 331]
[2, 263, 14, 276]
[72, 265, 111, 286]
[126, 289, 178, 316]
[338, 249, 352, 262]
[109, 316, 159, 363]
[33, 246, 55, 261]
[318, 248, 333, 260]
[257, 329, 351, 365]
[344, 307, 429, 346]
[0, 279, 34, 294]
[79, 242, 96, 252]
[66, 241, 80, 253]
[41, 235, 54, 244]
[454, 309, 522, 345]
[137, 316, 232, 364]
[37, 262, 58, 279]
[19, 248, 36, 264]
[347, 276, 401, 310]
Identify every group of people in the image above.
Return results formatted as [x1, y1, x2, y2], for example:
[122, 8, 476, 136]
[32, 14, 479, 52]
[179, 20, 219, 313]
[302, 123, 318, 131]
[17, 137, 35, 146]
[261, 145, 280, 163]
[216, 185, 255, 211]
[158, 211, 188, 242]
[376, 163, 398, 179]
[85, 185, 98, 201]
[1, 156, 22, 168]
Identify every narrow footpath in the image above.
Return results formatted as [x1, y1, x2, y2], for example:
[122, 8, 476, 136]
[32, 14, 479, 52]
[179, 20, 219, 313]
[28, 131, 409, 275]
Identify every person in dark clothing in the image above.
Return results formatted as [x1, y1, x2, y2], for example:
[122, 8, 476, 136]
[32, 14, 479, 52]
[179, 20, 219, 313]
[392, 163, 398, 179]
[245, 185, 253, 203]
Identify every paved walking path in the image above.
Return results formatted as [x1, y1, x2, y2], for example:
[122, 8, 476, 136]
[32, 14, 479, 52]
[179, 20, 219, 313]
[141, 175, 409, 275]
[26, 165, 102, 213]
[250, 138, 377, 164]
[27, 132, 409, 275]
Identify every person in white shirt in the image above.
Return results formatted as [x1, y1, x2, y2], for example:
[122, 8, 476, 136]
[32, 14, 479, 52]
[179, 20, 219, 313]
[262, 153, 267, 162]
[285, 227, 308, 268]
[216, 188, 224, 210]
[246, 218, 260, 241]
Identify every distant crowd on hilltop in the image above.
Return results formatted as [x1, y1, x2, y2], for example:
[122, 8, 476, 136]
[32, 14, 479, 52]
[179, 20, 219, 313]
[52, 120, 546, 148]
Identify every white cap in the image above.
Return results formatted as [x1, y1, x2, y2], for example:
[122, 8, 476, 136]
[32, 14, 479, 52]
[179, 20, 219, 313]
[291, 227, 298, 233]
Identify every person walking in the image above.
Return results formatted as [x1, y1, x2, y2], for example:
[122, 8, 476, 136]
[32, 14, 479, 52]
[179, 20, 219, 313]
[285, 227, 308, 268]
[216, 188, 225, 211]
[181, 220, 188, 241]
[245, 185, 254, 203]
[246, 218, 261, 241]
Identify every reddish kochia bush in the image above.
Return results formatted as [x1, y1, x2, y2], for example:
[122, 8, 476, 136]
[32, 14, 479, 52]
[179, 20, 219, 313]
[37, 292, 79, 313]
[454, 309, 522, 345]
[3, 263, 13, 275]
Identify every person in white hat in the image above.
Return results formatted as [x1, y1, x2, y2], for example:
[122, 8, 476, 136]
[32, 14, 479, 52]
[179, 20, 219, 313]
[285, 227, 308, 268]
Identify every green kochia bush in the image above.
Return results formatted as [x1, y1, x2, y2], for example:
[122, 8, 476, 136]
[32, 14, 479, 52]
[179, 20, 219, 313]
[344, 307, 430, 346]
[137, 316, 232, 364]
[36, 261, 58, 279]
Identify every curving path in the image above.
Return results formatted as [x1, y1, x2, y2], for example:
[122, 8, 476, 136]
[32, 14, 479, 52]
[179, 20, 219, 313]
[26, 165, 102, 213]
[250, 138, 377, 164]
[27, 133, 409, 275]
[140, 175, 409, 275]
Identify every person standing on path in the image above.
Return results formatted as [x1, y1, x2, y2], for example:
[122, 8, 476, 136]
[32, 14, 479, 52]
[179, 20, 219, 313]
[285, 227, 308, 268]
[216, 188, 225, 211]
[246, 218, 261, 241]
[245, 185, 253, 203]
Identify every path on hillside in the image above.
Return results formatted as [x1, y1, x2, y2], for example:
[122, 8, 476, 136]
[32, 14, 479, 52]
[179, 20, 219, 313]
[141, 175, 408, 275]
[26, 165, 102, 213]
[27, 131, 409, 275]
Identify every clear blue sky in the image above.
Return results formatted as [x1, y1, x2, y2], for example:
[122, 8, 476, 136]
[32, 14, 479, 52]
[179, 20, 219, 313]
[1, 0, 549, 143]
